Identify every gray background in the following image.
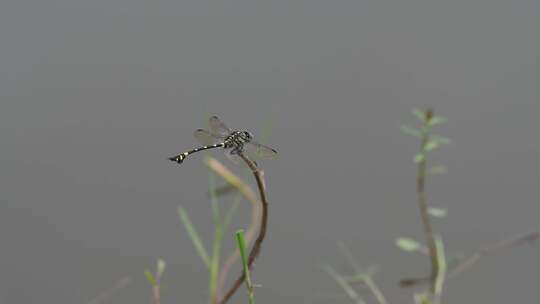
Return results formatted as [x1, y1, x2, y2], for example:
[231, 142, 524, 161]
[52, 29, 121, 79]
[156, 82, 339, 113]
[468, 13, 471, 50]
[1, 0, 539, 303]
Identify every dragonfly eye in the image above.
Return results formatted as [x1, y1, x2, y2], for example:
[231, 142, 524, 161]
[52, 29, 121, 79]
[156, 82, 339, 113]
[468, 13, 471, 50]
[243, 131, 253, 141]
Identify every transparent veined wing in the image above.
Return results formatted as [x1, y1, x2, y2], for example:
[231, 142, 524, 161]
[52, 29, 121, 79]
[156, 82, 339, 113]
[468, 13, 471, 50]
[193, 129, 221, 146]
[224, 147, 243, 165]
[224, 148, 259, 168]
[208, 116, 232, 137]
[247, 141, 278, 159]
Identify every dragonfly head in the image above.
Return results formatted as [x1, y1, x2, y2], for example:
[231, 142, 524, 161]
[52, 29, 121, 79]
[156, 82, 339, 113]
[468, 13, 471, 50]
[241, 131, 253, 142]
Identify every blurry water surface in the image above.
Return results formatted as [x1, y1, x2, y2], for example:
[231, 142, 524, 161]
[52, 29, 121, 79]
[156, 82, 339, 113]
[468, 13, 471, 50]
[1, 0, 540, 303]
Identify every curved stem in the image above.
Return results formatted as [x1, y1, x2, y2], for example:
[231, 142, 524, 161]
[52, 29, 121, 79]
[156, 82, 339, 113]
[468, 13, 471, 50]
[218, 154, 269, 304]
[416, 109, 438, 292]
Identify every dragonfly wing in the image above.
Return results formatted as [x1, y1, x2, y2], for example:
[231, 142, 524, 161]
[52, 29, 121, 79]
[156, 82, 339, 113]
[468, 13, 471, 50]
[247, 142, 278, 159]
[224, 149, 259, 168]
[208, 116, 232, 137]
[194, 129, 221, 146]
[224, 148, 242, 165]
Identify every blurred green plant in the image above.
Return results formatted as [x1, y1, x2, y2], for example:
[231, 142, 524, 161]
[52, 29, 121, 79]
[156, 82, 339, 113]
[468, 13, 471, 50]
[145, 259, 166, 304]
[327, 108, 450, 304]
[398, 108, 450, 301]
[324, 108, 539, 304]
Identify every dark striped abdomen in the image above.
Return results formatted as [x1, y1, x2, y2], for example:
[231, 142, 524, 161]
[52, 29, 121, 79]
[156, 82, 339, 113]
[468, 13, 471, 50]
[169, 143, 225, 164]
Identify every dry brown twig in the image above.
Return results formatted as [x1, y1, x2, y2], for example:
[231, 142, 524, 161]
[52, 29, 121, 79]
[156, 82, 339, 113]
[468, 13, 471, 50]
[203, 157, 262, 297]
[217, 153, 269, 304]
[447, 227, 540, 279]
[400, 227, 540, 287]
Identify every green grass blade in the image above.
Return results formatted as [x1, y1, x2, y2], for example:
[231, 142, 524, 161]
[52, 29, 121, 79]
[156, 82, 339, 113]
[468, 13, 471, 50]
[209, 220, 223, 304]
[323, 265, 366, 304]
[337, 241, 363, 273]
[177, 206, 210, 268]
[236, 229, 255, 304]
[208, 169, 224, 304]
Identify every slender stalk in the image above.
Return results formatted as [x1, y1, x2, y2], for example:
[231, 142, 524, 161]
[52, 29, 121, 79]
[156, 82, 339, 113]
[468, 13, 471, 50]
[432, 236, 447, 304]
[218, 154, 269, 304]
[151, 284, 161, 304]
[416, 108, 438, 293]
[323, 265, 367, 304]
[363, 276, 389, 304]
[145, 259, 166, 304]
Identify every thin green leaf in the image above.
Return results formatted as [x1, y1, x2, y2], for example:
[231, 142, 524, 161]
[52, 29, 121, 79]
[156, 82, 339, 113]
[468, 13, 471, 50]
[429, 166, 448, 175]
[431, 135, 451, 145]
[396, 238, 421, 252]
[414, 153, 425, 163]
[428, 116, 448, 126]
[428, 207, 448, 218]
[144, 270, 157, 287]
[157, 259, 166, 277]
[177, 206, 210, 268]
[400, 125, 421, 137]
[412, 108, 426, 122]
[424, 140, 439, 152]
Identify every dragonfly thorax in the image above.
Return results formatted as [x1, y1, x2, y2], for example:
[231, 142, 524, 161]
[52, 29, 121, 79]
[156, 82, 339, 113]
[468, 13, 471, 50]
[223, 131, 253, 150]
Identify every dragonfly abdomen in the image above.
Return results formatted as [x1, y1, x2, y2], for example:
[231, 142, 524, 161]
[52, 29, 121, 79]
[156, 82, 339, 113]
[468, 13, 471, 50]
[169, 143, 225, 164]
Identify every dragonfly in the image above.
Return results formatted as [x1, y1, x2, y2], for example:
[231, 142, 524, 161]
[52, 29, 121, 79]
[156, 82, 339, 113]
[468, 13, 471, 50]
[169, 116, 277, 165]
